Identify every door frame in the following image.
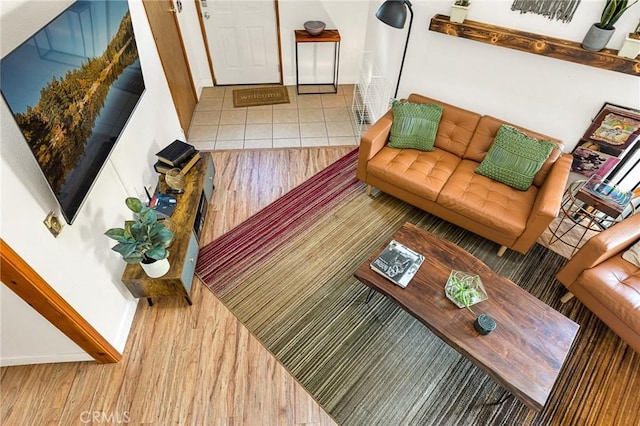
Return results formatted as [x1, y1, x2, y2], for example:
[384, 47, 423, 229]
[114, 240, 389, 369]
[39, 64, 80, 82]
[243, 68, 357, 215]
[196, 0, 284, 86]
[0, 239, 121, 364]
[143, 0, 198, 130]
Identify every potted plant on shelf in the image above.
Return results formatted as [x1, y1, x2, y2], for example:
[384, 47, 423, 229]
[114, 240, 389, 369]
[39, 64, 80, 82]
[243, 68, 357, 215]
[618, 20, 640, 58]
[450, 0, 470, 23]
[582, 0, 639, 52]
[105, 197, 174, 278]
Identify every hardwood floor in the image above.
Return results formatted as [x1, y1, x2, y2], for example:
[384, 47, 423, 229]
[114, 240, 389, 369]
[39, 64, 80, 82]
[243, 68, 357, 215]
[1, 148, 355, 425]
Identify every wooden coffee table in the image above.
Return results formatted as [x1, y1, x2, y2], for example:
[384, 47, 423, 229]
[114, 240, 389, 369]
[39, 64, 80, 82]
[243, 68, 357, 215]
[354, 222, 578, 412]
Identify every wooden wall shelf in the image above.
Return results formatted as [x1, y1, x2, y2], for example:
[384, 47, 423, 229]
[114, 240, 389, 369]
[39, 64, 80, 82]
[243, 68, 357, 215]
[429, 14, 640, 77]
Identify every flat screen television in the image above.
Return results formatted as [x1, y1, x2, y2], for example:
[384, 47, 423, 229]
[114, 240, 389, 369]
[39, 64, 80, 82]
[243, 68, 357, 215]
[1, 0, 145, 224]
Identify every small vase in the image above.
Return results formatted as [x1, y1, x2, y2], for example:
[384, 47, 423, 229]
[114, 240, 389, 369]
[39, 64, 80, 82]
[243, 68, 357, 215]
[618, 36, 640, 59]
[582, 24, 614, 52]
[140, 257, 170, 278]
[450, 4, 469, 24]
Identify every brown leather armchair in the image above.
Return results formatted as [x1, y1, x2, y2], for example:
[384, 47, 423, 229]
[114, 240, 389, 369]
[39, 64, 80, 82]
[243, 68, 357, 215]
[556, 213, 640, 353]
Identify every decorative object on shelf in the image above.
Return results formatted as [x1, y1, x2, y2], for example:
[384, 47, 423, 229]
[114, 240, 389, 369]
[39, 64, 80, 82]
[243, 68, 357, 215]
[445, 270, 488, 313]
[474, 313, 497, 335]
[511, 0, 582, 23]
[450, 0, 470, 23]
[582, 23, 615, 51]
[104, 197, 174, 278]
[165, 168, 186, 191]
[582, 0, 639, 51]
[618, 19, 640, 58]
[375, 0, 414, 99]
[303, 20, 325, 36]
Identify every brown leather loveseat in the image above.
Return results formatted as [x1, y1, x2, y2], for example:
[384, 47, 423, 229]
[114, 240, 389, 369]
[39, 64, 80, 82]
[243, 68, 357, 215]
[356, 94, 573, 255]
[556, 214, 640, 353]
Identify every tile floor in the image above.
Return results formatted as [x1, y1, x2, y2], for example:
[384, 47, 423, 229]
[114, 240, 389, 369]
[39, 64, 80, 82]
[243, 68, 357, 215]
[187, 84, 363, 150]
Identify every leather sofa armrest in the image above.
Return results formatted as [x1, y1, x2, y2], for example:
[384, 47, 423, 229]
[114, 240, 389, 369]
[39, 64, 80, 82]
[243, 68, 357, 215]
[556, 213, 640, 287]
[511, 154, 573, 253]
[356, 110, 393, 182]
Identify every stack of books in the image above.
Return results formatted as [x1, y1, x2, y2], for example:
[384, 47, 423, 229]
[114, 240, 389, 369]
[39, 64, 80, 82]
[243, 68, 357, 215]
[154, 139, 201, 174]
[370, 240, 425, 288]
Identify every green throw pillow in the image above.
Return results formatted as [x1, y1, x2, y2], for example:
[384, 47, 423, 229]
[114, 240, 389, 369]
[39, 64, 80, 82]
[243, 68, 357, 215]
[388, 101, 443, 151]
[475, 125, 555, 191]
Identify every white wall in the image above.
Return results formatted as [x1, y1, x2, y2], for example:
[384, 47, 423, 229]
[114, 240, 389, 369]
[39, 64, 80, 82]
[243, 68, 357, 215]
[365, 0, 640, 152]
[1, 0, 186, 366]
[259, 0, 370, 86]
[1, 285, 88, 366]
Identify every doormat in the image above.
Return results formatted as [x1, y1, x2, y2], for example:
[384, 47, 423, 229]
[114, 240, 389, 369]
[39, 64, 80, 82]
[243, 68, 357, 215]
[232, 86, 290, 108]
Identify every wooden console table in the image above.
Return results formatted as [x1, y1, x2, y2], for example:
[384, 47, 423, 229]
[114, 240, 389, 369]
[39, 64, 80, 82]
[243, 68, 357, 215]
[294, 29, 341, 94]
[121, 152, 215, 306]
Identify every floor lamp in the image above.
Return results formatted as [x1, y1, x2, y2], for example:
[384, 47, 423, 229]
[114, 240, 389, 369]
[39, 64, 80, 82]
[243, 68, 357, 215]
[376, 0, 414, 99]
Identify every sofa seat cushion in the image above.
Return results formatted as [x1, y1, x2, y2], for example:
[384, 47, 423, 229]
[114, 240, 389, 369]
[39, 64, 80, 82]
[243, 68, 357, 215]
[580, 255, 640, 333]
[367, 147, 461, 201]
[437, 160, 537, 237]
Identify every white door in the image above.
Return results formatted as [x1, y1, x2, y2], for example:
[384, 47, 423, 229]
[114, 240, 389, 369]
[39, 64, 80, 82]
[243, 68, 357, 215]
[202, 0, 280, 85]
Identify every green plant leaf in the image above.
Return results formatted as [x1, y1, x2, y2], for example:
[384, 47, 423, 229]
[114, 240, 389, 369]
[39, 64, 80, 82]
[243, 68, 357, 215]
[600, 0, 638, 29]
[123, 253, 144, 264]
[126, 197, 144, 213]
[104, 228, 126, 241]
[111, 242, 138, 258]
[145, 246, 168, 260]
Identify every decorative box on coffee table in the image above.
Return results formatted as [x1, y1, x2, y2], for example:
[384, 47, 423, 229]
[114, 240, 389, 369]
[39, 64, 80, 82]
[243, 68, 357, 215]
[121, 152, 214, 306]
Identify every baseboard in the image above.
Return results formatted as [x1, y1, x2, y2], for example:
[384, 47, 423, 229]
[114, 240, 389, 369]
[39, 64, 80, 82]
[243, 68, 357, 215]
[1, 352, 92, 367]
[197, 78, 214, 98]
[112, 298, 139, 354]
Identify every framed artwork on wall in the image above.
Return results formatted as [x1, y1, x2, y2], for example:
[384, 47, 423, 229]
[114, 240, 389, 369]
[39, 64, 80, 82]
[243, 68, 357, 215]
[579, 103, 640, 156]
[571, 103, 640, 178]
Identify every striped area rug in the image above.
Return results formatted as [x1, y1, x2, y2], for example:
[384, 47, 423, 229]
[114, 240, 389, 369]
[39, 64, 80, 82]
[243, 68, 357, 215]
[196, 150, 640, 425]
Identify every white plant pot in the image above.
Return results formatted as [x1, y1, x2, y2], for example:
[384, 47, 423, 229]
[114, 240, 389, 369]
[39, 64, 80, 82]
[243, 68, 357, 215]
[618, 36, 640, 59]
[140, 257, 170, 278]
[450, 5, 469, 24]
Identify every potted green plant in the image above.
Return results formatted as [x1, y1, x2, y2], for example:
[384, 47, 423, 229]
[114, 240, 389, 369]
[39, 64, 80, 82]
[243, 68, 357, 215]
[450, 0, 470, 24]
[444, 270, 487, 314]
[618, 19, 640, 58]
[105, 197, 174, 278]
[582, 0, 639, 51]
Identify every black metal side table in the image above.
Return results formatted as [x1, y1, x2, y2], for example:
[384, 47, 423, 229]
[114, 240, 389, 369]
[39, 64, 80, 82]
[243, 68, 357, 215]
[548, 179, 634, 256]
[294, 29, 341, 95]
